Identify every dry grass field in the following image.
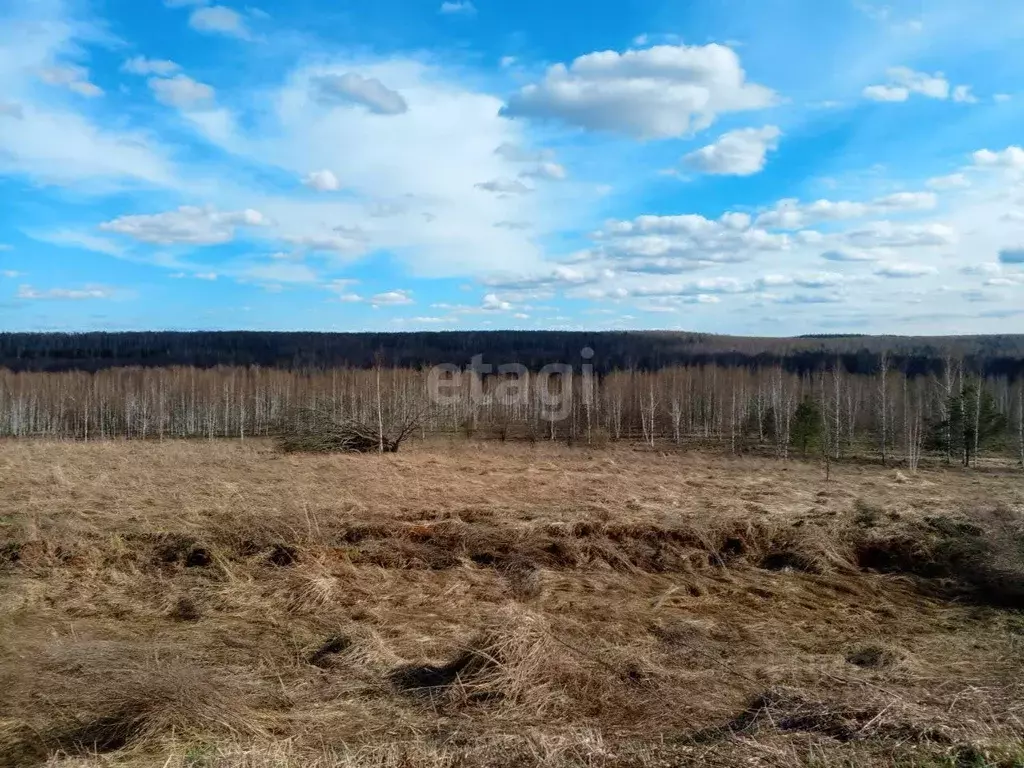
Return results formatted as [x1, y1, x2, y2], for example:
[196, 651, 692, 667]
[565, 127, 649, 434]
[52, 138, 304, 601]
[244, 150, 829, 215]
[1, 439, 1024, 767]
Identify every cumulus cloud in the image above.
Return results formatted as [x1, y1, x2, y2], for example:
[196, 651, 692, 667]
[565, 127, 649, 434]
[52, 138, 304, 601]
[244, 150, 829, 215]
[148, 74, 215, 108]
[926, 173, 970, 190]
[873, 192, 937, 210]
[302, 169, 340, 191]
[862, 85, 909, 102]
[122, 56, 180, 76]
[311, 73, 408, 115]
[189, 6, 250, 38]
[501, 43, 776, 139]
[483, 265, 602, 292]
[370, 289, 413, 306]
[863, 66, 950, 102]
[100, 206, 266, 245]
[38, 65, 102, 97]
[682, 125, 781, 176]
[591, 212, 787, 274]
[973, 146, 1024, 170]
[874, 263, 938, 278]
[481, 293, 512, 311]
[757, 192, 936, 229]
[439, 1, 476, 14]
[820, 248, 883, 262]
[845, 222, 956, 249]
[757, 198, 869, 228]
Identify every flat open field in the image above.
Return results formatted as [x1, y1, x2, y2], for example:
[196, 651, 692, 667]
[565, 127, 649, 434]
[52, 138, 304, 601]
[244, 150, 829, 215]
[1, 440, 1023, 767]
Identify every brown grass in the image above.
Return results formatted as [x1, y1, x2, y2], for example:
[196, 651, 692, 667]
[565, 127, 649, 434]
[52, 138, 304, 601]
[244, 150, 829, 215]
[1, 439, 1023, 767]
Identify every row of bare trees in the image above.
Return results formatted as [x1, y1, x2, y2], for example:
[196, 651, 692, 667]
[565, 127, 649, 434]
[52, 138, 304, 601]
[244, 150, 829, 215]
[0, 362, 1021, 466]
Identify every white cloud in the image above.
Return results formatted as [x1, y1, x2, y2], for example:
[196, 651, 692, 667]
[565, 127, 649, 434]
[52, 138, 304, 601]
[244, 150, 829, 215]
[189, 6, 250, 38]
[757, 192, 936, 229]
[18, 284, 115, 300]
[38, 65, 102, 98]
[99, 57, 570, 276]
[439, 1, 476, 14]
[973, 146, 1024, 170]
[302, 169, 341, 191]
[960, 263, 1002, 276]
[481, 293, 512, 311]
[475, 178, 532, 194]
[864, 66, 950, 101]
[886, 66, 950, 98]
[994, 93, 1012, 103]
[863, 85, 909, 102]
[122, 56, 180, 76]
[311, 73, 408, 115]
[286, 233, 364, 254]
[100, 206, 266, 245]
[519, 162, 567, 181]
[0, 2, 182, 190]
[682, 125, 781, 176]
[845, 222, 956, 248]
[148, 74, 215, 108]
[501, 43, 776, 139]
[873, 191, 937, 210]
[241, 262, 318, 283]
[820, 248, 883, 262]
[499, 56, 517, 68]
[371, 289, 413, 306]
[29, 229, 125, 256]
[874, 263, 938, 278]
[927, 173, 970, 190]
[952, 85, 978, 103]
[590, 211, 787, 274]
[494, 143, 553, 163]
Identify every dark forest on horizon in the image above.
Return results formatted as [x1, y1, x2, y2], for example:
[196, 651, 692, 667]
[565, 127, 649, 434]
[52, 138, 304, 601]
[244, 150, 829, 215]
[2, 330, 1024, 378]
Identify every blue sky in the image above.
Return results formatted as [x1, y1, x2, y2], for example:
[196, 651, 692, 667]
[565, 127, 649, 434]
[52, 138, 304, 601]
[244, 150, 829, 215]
[2, 0, 1024, 334]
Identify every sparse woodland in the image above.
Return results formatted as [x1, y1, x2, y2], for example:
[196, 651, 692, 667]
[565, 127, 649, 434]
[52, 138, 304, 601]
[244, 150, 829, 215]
[0, 359, 1021, 467]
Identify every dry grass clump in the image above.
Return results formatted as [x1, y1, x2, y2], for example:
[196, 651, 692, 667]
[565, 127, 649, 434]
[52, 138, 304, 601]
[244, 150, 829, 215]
[851, 506, 1024, 608]
[0, 641, 271, 765]
[2, 440, 1024, 766]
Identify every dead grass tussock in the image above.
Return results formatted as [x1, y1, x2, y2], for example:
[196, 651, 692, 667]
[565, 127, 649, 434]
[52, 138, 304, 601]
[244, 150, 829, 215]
[2, 440, 1024, 766]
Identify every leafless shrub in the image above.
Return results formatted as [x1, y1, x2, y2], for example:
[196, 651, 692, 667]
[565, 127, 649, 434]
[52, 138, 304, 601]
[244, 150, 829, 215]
[273, 408, 421, 454]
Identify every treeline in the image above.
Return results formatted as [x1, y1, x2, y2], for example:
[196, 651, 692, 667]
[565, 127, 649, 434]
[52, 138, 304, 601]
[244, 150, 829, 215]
[1, 362, 1021, 467]
[3, 331, 1024, 378]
